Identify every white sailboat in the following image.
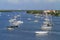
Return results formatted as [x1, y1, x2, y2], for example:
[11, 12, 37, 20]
[7, 14, 23, 31]
[35, 11, 53, 34]
[41, 12, 52, 31]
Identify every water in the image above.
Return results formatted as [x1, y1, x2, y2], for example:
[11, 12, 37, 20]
[0, 11, 60, 40]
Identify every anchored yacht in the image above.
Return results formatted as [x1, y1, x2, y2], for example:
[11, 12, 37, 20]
[41, 12, 52, 31]
[34, 12, 53, 34]
[7, 15, 23, 30]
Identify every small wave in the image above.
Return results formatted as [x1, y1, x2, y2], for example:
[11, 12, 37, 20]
[0, 28, 60, 35]
[49, 31, 60, 35]
[20, 30, 60, 34]
[20, 30, 60, 35]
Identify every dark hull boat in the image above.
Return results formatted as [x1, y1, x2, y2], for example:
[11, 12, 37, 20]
[7, 26, 18, 30]
[8, 26, 18, 28]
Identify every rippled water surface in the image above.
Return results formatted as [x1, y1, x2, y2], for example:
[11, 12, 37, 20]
[0, 11, 60, 40]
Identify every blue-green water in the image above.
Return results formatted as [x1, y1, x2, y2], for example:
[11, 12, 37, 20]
[0, 11, 60, 40]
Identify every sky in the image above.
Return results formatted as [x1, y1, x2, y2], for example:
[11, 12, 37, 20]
[0, 0, 60, 10]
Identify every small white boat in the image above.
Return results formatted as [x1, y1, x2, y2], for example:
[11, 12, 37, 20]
[34, 20, 39, 22]
[35, 16, 40, 18]
[9, 19, 16, 23]
[41, 26, 52, 31]
[27, 18, 31, 20]
[44, 18, 50, 21]
[7, 27, 14, 31]
[41, 21, 52, 31]
[43, 21, 49, 24]
[12, 21, 23, 25]
[35, 31, 49, 34]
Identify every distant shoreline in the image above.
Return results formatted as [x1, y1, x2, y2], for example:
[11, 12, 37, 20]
[0, 10, 60, 16]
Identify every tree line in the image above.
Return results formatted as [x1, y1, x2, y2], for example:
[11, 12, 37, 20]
[27, 10, 60, 16]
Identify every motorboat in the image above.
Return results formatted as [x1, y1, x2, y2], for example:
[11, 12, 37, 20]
[35, 31, 49, 35]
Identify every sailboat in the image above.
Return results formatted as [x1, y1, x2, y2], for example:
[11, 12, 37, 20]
[7, 14, 23, 30]
[35, 11, 53, 34]
[41, 12, 52, 31]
